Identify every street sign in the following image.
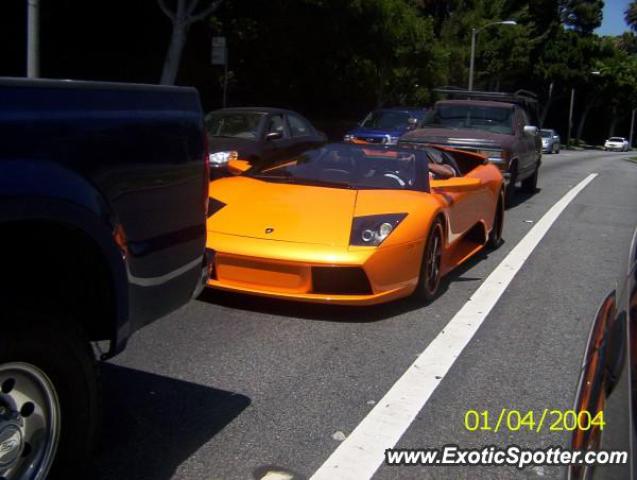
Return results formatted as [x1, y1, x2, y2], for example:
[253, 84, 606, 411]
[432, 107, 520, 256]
[211, 36, 227, 65]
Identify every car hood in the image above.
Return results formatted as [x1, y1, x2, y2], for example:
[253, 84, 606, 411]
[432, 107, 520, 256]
[207, 136, 260, 158]
[401, 127, 512, 149]
[207, 177, 358, 246]
[349, 127, 406, 138]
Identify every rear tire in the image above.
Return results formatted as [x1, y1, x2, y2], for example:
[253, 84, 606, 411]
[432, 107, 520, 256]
[413, 219, 444, 303]
[0, 313, 99, 480]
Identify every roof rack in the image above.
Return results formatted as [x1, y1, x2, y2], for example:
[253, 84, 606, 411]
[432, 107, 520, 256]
[433, 86, 538, 105]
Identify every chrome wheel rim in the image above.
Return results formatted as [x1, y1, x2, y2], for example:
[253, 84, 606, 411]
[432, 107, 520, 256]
[0, 363, 60, 480]
[426, 226, 442, 294]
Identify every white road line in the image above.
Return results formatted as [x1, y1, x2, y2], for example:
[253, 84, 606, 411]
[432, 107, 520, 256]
[310, 173, 599, 480]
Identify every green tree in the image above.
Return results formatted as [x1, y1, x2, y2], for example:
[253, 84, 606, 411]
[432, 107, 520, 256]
[626, 1, 637, 31]
[560, 0, 604, 34]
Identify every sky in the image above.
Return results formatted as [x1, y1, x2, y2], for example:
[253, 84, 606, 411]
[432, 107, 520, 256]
[597, 0, 632, 35]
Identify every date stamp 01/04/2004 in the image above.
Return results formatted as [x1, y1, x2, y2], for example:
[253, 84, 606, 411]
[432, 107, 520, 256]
[463, 409, 605, 434]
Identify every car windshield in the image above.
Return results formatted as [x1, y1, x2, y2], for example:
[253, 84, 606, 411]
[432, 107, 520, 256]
[360, 111, 416, 130]
[609, 137, 625, 142]
[423, 104, 514, 134]
[540, 130, 553, 138]
[247, 143, 429, 191]
[205, 111, 265, 140]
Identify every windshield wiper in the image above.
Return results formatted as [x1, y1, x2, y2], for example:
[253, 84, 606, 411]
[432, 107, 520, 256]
[250, 173, 293, 183]
[250, 174, 352, 189]
[290, 178, 353, 189]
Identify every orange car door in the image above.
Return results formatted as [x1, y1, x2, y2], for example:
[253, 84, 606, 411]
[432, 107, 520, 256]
[430, 172, 489, 244]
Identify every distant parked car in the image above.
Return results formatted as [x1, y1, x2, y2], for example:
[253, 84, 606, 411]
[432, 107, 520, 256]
[205, 107, 327, 175]
[604, 137, 630, 152]
[540, 128, 560, 154]
[343, 107, 428, 145]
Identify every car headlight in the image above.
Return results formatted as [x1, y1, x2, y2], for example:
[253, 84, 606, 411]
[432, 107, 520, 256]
[350, 214, 407, 246]
[209, 151, 238, 167]
[477, 149, 507, 165]
[343, 134, 354, 142]
[382, 135, 400, 146]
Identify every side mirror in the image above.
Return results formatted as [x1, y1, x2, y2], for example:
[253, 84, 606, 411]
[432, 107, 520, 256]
[430, 177, 481, 192]
[266, 131, 283, 141]
[227, 159, 252, 175]
[523, 125, 539, 137]
[407, 117, 418, 130]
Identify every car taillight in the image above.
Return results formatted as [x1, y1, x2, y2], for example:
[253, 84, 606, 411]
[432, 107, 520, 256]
[202, 132, 210, 216]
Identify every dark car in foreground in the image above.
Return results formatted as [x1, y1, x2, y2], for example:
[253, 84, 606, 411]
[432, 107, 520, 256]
[400, 89, 542, 207]
[205, 107, 326, 175]
[541, 128, 561, 154]
[568, 227, 637, 479]
[0, 78, 209, 479]
[343, 107, 428, 145]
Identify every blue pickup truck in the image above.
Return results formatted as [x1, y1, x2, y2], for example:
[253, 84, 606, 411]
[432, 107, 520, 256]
[0, 78, 209, 479]
[343, 107, 428, 145]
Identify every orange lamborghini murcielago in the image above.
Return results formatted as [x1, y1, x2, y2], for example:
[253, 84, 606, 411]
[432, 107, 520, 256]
[205, 142, 504, 305]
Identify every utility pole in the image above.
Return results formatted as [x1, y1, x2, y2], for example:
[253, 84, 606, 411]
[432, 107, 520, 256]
[468, 29, 477, 91]
[630, 108, 636, 150]
[567, 88, 575, 149]
[467, 20, 516, 91]
[27, 0, 40, 78]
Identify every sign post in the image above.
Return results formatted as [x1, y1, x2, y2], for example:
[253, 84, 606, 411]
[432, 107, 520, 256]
[211, 36, 228, 108]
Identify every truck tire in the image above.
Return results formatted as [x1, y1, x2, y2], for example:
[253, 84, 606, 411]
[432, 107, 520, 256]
[487, 195, 504, 249]
[0, 312, 99, 480]
[521, 161, 539, 193]
[504, 165, 517, 208]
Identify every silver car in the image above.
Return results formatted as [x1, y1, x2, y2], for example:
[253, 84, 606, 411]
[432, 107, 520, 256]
[604, 137, 630, 152]
[540, 129, 560, 154]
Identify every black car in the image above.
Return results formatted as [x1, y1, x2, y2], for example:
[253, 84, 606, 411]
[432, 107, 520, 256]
[568, 227, 637, 479]
[205, 107, 327, 176]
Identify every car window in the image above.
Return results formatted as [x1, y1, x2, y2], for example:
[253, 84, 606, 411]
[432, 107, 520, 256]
[361, 110, 413, 130]
[205, 112, 264, 140]
[247, 143, 429, 191]
[514, 109, 525, 134]
[288, 114, 312, 138]
[423, 104, 514, 135]
[267, 114, 288, 138]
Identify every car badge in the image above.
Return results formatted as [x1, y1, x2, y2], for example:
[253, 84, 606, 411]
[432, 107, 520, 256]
[265, 227, 274, 234]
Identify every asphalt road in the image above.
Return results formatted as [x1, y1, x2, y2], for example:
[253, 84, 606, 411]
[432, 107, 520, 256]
[96, 150, 637, 480]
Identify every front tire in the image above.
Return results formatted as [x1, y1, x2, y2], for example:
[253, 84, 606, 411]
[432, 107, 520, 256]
[414, 219, 444, 302]
[487, 196, 504, 249]
[0, 314, 99, 480]
[520, 161, 539, 193]
[504, 164, 517, 208]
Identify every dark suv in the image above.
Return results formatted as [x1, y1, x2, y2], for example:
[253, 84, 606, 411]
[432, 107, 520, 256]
[399, 89, 542, 206]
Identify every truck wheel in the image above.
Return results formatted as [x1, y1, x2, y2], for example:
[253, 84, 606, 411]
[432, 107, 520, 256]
[0, 313, 99, 480]
[521, 162, 539, 193]
[487, 196, 504, 249]
[414, 219, 444, 303]
[504, 166, 517, 208]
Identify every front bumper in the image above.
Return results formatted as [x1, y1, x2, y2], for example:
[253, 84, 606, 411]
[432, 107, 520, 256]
[205, 232, 421, 305]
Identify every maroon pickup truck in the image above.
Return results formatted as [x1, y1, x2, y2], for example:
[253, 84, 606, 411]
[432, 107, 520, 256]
[399, 90, 542, 206]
